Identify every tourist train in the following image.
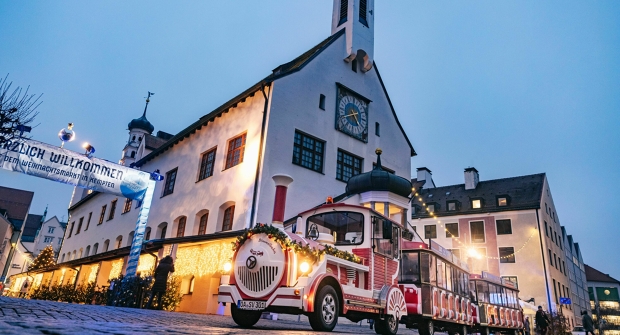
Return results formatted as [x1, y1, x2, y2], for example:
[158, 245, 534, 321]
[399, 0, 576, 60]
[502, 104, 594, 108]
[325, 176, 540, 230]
[218, 151, 524, 335]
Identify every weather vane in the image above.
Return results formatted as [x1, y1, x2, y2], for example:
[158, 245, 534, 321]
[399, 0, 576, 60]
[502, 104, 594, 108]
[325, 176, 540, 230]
[142, 91, 155, 117]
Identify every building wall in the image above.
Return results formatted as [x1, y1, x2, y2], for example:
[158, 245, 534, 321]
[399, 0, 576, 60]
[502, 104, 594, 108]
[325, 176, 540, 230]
[59, 92, 266, 261]
[0, 215, 13, 275]
[588, 280, 620, 335]
[32, 217, 65, 258]
[257, 32, 412, 224]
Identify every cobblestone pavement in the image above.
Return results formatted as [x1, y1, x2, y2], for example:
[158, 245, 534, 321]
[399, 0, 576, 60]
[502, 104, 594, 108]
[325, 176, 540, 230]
[0, 297, 420, 335]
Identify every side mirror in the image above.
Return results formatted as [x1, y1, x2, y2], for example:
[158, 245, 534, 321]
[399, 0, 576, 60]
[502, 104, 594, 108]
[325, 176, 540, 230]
[382, 220, 393, 240]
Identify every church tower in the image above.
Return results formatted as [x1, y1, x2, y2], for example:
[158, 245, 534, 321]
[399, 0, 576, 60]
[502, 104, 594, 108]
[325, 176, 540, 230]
[121, 93, 155, 166]
[331, 0, 374, 72]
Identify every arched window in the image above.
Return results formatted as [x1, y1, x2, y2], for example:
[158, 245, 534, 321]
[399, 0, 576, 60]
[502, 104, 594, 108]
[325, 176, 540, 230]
[145, 227, 152, 241]
[222, 205, 235, 231]
[157, 222, 168, 239]
[85, 245, 91, 257]
[79, 248, 83, 258]
[72, 250, 76, 260]
[115, 235, 123, 249]
[61, 254, 65, 262]
[92, 243, 99, 255]
[198, 213, 208, 235]
[176, 217, 186, 237]
[130, 151, 136, 158]
[103, 240, 110, 252]
[138, 136, 142, 141]
[127, 231, 135, 247]
[132, 135, 136, 141]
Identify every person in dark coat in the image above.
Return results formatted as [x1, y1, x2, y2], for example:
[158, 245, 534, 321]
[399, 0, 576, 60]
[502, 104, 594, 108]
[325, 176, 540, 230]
[535, 306, 550, 335]
[524, 316, 531, 335]
[582, 310, 595, 335]
[147, 255, 175, 309]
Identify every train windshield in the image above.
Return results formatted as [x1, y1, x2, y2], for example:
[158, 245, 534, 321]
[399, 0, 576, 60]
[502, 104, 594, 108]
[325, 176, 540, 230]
[400, 251, 420, 283]
[306, 211, 364, 246]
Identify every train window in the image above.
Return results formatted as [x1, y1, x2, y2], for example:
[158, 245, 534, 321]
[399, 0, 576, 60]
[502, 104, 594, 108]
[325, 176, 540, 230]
[429, 255, 437, 285]
[372, 217, 399, 258]
[421, 253, 430, 283]
[476, 281, 490, 303]
[307, 211, 364, 246]
[400, 252, 420, 283]
[489, 283, 499, 304]
[469, 281, 477, 302]
[437, 259, 445, 289]
[446, 264, 452, 291]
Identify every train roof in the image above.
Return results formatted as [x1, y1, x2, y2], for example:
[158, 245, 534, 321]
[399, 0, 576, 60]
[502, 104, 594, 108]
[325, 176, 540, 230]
[469, 271, 519, 291]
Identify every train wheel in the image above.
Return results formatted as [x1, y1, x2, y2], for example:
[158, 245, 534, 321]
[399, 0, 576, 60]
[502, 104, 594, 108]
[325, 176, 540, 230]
[375, 315, 399, 335]
[482, 327, 490, 335]
[309, 285, 339, 332]
[230, 304, 262, 328]
[419, 319, 435, 335]
[457, 325, 468, 335]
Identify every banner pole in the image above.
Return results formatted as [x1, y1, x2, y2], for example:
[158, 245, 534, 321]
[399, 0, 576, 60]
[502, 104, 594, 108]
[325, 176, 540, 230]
[124, 179, 156, 278]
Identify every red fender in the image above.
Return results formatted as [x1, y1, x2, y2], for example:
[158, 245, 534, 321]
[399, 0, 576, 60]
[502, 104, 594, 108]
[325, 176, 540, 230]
[305, 273, 341, 313]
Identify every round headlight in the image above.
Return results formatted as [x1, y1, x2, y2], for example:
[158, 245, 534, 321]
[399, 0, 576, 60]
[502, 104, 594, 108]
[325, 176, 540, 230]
[223, 261, 232, 273]
[299, 261, 310, 274]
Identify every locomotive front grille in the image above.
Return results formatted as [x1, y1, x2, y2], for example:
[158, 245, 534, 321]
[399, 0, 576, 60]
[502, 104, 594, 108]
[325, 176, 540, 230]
[237, 265, 279, 293]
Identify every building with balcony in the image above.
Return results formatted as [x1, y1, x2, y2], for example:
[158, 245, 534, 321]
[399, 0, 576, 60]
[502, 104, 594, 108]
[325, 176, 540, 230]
[586, 265, 620, 335]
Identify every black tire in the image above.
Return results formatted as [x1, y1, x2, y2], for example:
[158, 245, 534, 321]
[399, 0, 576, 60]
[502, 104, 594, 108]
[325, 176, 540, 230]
[230, 303, 262, 328]
[458, 325, 468, 335]
[375, 315, 399, 335]
[419, 319, 435, 335]
[482, 327, 490, 335]
[374, 318, 385, 334]
[308, 285, 339, 332]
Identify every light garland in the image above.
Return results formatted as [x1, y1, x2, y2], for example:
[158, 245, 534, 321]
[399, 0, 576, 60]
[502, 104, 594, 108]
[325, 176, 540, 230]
[137, 254, 156, 275]
[108, 259, 124, 280]
[175, 242, 234, 278]
[412, 189, 537, 261]
[87, 264, 99, 283]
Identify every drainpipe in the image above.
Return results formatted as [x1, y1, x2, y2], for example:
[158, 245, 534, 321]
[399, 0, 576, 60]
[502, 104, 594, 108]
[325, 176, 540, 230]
[249, 82, 271, 228]
[536, 209, 553, 311]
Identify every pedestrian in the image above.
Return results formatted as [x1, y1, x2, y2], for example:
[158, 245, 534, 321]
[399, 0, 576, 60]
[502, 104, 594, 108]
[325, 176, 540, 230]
[582, 311, 595, 335]
[524, 316, 531, 335]
[146, 255, 175, 310]
[535, 306, 550, 335]
[19, 279, 29, 298]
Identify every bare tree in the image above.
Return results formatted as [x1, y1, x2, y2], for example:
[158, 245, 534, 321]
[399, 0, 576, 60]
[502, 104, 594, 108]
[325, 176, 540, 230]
[0, 74, 42, 144]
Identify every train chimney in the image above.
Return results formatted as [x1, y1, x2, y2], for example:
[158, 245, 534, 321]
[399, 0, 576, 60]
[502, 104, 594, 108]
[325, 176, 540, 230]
[271, 174, 294, 228]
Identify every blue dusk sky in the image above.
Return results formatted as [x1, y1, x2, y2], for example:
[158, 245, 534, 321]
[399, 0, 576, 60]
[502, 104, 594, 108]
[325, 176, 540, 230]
[1, 1, 619, 277]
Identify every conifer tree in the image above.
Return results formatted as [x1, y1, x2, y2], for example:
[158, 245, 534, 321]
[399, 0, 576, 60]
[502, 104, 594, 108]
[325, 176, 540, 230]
[29, 245, 56, 271]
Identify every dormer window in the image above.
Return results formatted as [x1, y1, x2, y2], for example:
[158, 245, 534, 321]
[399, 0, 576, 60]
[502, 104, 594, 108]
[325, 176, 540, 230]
[497, 195, 510, 207]
[471, 198, 483, 209]
[411, 204, 420, 216]
[427, 204, 435, 214]
[447, 200, 458, 211]
[138, 136, 142, 141]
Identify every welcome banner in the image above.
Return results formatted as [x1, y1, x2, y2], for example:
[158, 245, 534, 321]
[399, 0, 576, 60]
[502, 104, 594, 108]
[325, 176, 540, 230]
[0, 138, 151, 200]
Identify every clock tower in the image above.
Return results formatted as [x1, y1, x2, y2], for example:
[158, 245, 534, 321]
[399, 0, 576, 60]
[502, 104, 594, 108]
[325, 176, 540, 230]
[331, 0, 374, 72]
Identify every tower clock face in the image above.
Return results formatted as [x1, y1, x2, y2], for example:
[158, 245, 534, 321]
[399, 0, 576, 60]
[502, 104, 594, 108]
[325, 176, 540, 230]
[335, 88, 368, 142]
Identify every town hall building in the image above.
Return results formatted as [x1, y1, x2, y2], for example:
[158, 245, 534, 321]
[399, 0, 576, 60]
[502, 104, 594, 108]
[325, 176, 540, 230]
[14, 0, 418, 315]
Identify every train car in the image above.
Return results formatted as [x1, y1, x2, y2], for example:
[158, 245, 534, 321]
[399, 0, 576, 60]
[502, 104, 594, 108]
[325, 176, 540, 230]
[469, 272, 523, 335]
[398, 240, 524, 335]
[399, 240, 473, 335]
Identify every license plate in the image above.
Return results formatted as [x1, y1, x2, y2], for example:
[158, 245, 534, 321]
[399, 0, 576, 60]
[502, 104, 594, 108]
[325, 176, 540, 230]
[237, 300, 266, 310]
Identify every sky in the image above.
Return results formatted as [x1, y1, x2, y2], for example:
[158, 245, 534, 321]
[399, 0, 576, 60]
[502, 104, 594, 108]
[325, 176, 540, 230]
[1, 1, 619, 277]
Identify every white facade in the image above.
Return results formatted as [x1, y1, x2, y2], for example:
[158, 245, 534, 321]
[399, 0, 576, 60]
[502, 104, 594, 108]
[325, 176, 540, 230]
[31, 216, 65, 259]
[59, 0, 414, 269]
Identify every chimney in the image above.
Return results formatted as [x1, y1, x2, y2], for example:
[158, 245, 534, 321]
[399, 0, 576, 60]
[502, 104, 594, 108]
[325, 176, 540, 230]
[416, 167, 436, 188]
[271, 174, 294, 228]
[464, 167, 479, 190]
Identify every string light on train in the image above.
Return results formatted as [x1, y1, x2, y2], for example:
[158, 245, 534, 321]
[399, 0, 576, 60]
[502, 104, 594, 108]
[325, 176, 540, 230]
[416, 199, 537, 260]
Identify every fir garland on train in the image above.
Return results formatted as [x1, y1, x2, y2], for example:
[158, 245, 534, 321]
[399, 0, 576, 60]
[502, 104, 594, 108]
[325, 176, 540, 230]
[232, 223, 362, 264]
